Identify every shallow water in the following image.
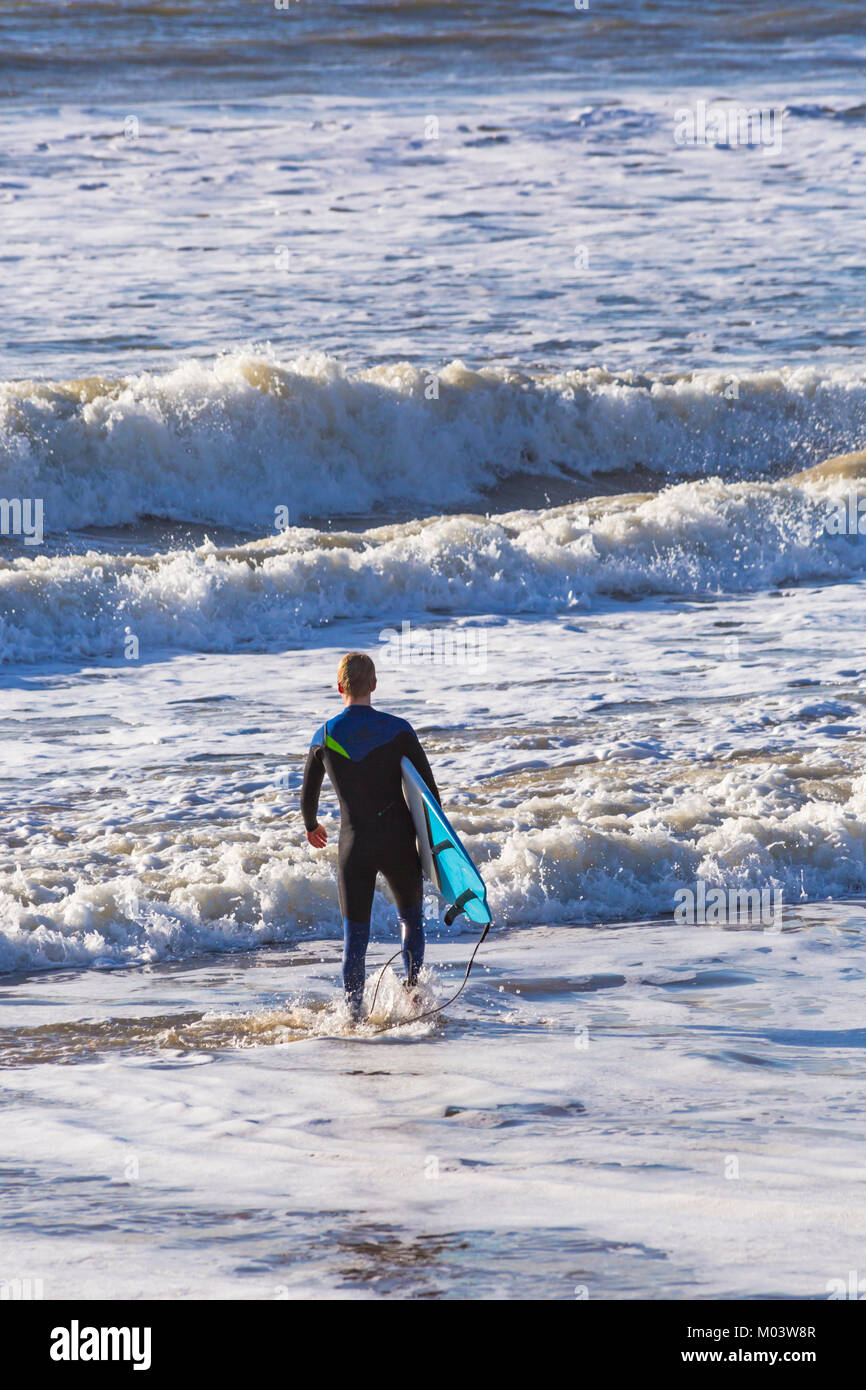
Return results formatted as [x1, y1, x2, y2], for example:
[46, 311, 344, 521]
[3, 0, 866, 1301]
[2, 900, 865, 1299]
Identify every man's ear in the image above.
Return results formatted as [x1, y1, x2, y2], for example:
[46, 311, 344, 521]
[370, 678, 377, 692]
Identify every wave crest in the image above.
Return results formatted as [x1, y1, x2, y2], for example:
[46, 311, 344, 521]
[3, 350, 866, 530]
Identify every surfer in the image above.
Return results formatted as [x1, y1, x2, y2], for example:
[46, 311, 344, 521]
[301, 652, 440, 1019]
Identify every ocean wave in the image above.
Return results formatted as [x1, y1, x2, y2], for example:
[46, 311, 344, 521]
[2, 455, 866, 664]
[2, 351, 866, 533]
[3, 764, 866, 975]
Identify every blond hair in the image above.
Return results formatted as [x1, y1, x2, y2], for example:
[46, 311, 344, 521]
[337, 652, 376, 698]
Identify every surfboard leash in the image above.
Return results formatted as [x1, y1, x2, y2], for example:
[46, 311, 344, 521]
[366, 921, 491, 1035]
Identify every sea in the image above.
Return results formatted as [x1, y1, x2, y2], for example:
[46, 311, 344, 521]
[2, 0, 866, 1299]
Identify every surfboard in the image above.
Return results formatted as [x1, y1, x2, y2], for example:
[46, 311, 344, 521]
[400, 757, 492, 926]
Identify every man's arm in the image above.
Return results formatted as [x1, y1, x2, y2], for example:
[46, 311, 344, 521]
[404, 729, 441, 805]
[300, 743, 325, 834]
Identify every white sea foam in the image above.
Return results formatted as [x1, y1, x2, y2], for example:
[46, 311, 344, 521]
[2, 580, 866, 975]
[3, 453, 866, 664]
[5, 784, 866, 975]
[2, 353, 865, 533]
[5, 0, 866, 1307]
[4, 910, 866, 1299]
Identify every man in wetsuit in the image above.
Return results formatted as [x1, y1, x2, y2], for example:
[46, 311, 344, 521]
[300, 652, 440, 1019]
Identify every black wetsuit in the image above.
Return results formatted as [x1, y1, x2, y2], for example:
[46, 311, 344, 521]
[300, 704, 440, 1012]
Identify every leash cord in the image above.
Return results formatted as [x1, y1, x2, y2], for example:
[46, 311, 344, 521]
[365, 923, 491, 1035]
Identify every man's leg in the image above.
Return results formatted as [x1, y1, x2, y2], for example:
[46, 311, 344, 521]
[382, 844, 424, 986]
[398, 900, 424, 986]
[337, 837, 376, 1019]
[341, 918, 370, 1018]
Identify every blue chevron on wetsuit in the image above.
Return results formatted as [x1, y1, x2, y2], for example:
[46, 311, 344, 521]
[300, 705, 441, 1016]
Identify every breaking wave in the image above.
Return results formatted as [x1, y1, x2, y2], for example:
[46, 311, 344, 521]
[2, 351, 866, 531]
[3, 451, 866, 664]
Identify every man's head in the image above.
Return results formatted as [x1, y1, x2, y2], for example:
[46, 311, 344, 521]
[337, 652, 377, 704]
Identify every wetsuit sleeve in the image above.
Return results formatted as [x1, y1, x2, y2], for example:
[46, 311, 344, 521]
[300, 744, 325, 831]
[404, 729, 441, 805]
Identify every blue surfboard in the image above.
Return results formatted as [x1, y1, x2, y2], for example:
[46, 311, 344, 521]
[400, 757, 492, 926]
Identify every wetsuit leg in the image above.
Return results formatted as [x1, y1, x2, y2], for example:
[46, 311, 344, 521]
[342, 918, 370, 1016]
[379, 829, 424, 985]
[337, 834, 377, 1016]
[398, 900, 424, 985]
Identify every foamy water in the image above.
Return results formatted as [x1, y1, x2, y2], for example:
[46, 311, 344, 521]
[3, 580, 866, 975]
[3, 353, 866, 535]
[3, 0, 866, 377]
[4, 910, 866, 1299]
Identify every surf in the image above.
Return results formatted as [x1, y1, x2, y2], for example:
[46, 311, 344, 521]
[3, 351, 866, 535]
[5, 457, 866, 664]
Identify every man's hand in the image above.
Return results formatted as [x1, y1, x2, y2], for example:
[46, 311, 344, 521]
[305, 823, 327, 848]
